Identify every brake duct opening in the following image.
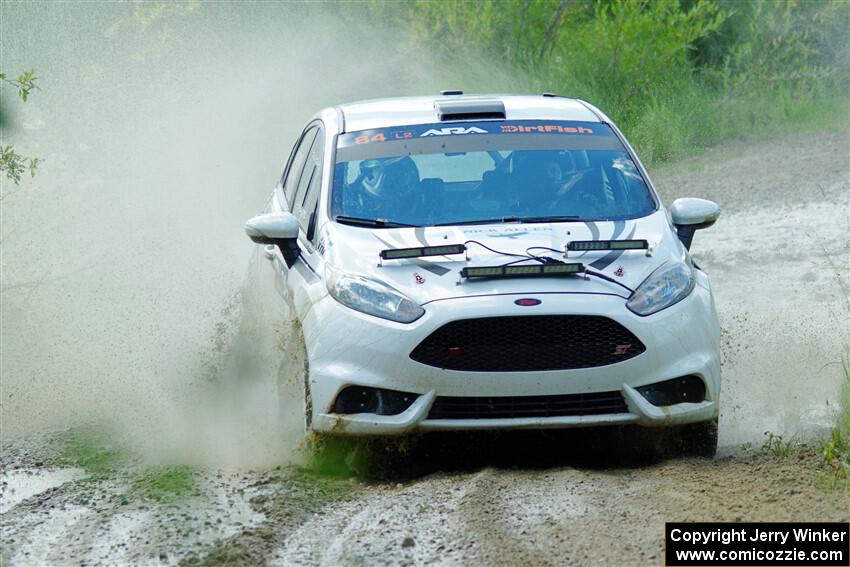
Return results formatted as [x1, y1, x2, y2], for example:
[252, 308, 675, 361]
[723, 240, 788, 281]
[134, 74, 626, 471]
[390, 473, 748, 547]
[636, 375, 706, 406]
[331, 386, 418, 416]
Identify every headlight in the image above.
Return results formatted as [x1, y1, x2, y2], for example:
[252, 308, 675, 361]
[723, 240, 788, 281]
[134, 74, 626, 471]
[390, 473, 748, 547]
[626, 261, 695, 316]
[326, 269, 424, 323]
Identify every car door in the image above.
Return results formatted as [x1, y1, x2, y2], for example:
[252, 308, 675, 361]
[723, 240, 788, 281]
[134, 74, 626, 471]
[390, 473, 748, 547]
[265, 122, 326, 319]
[285, 124, 326, 317]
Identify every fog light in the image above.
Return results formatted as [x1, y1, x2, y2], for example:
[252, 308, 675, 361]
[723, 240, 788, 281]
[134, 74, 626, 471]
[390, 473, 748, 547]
[331, 386, 418, 416]
[636, 375, 706, 406]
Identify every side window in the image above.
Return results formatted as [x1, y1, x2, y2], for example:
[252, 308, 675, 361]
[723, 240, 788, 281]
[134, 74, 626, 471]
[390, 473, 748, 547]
[293, 131, 325, 240]
[301, 165, 323, 241]
[292, 134, 321, 212]
[281, 127, 318, 209]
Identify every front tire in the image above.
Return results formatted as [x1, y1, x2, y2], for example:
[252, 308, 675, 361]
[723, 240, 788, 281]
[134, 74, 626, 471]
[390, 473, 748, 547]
[672, 418, 718, 458]
[274, 312, 312, 435]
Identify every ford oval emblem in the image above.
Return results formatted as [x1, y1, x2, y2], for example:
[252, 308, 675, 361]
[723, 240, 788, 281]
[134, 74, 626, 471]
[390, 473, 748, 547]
[515, 298, 541, 306]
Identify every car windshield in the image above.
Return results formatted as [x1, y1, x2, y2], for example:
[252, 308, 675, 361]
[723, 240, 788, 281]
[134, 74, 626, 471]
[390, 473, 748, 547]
[331, 120, 655, 227]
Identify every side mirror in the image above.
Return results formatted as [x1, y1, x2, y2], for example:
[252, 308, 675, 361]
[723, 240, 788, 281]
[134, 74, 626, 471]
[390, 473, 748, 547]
[245, 212, 300, 267]
[670, 198, 720, 250]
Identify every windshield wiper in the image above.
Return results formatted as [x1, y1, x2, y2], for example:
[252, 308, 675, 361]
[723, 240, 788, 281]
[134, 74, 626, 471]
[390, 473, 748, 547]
[517, 215, 581, 223]
[434, 215, 581, 227]
[434, 216, 523, 227]
[334, 216, 419, 228]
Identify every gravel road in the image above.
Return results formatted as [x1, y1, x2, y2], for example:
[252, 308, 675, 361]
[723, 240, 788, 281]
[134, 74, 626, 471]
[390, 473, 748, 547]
[2, 129, 848, 566]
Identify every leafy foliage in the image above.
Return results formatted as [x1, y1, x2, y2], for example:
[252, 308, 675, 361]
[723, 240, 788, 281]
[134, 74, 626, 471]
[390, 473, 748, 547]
[702, 0, 849, 91]
[409, 0, 592, 68]
[0, 68, 42, 186]
[555, 0, 727, 121]
[0, 145, 40, 187]
[0, 69, 39, 102]
[398, 0, 849, 165]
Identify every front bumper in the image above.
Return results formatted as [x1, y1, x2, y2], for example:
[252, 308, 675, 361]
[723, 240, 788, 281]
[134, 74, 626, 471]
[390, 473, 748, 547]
[303, 284, 720, 436]
[314, 387, 717, 435]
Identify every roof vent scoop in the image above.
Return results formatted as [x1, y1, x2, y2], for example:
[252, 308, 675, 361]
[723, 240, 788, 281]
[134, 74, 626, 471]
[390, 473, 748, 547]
[440, 89, 463, 95]
[435, 99, 506, 121]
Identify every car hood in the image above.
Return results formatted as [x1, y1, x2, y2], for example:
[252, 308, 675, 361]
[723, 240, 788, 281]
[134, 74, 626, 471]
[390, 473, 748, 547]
[319, 210, 686, 304]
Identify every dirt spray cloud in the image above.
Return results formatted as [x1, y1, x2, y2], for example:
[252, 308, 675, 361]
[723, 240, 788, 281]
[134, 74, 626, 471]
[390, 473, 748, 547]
[0, 3, 521, 465]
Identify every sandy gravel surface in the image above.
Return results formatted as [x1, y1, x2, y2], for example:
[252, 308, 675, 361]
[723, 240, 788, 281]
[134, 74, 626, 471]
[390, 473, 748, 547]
[1, 129, 848, 566]
[654, 129, 850, 446]
[272, 453, 846, 567]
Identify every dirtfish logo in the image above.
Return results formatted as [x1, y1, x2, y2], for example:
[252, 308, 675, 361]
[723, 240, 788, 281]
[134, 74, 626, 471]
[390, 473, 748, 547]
[420, 126, 488, 137]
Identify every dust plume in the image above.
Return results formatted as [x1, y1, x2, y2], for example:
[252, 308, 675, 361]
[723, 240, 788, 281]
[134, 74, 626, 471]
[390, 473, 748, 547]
[0, 3, 520, 465]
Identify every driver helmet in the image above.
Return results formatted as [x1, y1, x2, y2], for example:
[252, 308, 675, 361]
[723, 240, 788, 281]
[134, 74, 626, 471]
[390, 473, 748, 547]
[359, 156, 419, 199]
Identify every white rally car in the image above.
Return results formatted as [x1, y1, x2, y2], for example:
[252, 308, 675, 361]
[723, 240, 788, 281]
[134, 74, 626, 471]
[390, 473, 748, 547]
[245, 92, 722, 455]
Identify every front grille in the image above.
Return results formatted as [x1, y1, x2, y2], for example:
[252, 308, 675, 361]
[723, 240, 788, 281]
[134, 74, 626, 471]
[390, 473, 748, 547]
[427, 391, 628, 420]
[410, 315, 645, 371]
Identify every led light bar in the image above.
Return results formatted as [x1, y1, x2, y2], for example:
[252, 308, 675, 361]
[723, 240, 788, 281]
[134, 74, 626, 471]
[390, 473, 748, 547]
[380, 244, 467, 260]
[461, 263, 584, 279]
[567, 239, 649, 251]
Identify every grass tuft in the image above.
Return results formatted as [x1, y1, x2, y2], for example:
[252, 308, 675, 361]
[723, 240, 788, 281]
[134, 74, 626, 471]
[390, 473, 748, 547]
[53, 426, 198, 501]
[761, 431, 800, 459]
[130, 465, 197, 503]
[54, 426, 124, 478]
[819, 360, 850, 493]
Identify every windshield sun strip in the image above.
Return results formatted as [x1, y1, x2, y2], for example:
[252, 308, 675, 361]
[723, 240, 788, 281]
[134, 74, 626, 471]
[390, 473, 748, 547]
[335, 133, 624, 163]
